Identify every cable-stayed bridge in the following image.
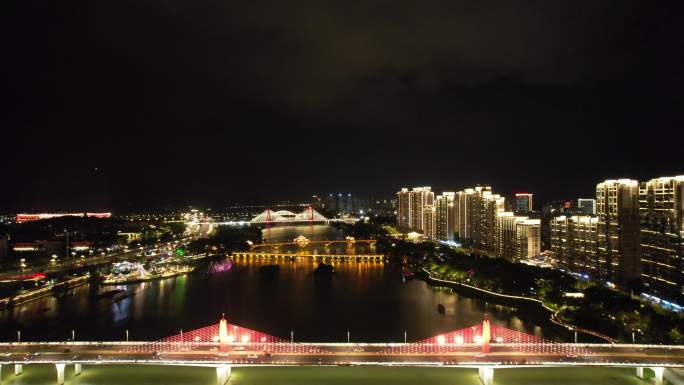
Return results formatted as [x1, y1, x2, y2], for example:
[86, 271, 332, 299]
[1, 317, 683, 385]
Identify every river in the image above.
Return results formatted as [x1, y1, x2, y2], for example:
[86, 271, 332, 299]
[0, 225, 565, 343]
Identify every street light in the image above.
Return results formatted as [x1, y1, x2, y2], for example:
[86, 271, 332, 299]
[71, 330, 75, 341]
[125, 329, 129, 342]
[17, 330, 21, 343]
[347, 331, 350, 344]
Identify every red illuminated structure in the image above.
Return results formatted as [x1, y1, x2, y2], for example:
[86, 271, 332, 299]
[126, 316, 591, 357]
[381, 318, 591, 355]
[0, 272, 46, 282]
[126, 316, 329, 355]
[16, 212, 112, 223]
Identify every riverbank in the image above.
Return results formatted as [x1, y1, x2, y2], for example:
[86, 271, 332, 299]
[101, 266, 195, 285]
[417, 268, 616, 343]
[0, 275, 89, 310]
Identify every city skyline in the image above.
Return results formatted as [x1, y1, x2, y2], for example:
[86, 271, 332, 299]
[4, 2, 684, 383]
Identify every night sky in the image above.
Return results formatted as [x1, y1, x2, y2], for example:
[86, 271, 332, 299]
[4, 1, 684, 212]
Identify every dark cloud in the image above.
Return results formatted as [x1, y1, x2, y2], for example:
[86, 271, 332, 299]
[3, 1, 683, 210]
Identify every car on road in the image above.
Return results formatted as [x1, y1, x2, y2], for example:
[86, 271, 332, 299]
[233, 346, 244, 351]
[474, 353, 486, 358]
[247, 354, 259, 360]
[218, 352, 230, 356]
[352, 348, 365, 352]
[565, 353, 578, 358]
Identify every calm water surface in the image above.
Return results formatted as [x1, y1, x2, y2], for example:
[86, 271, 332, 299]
[0, 225, 563, 342]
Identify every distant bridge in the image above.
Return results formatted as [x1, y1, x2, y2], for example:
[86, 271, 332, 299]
[2, 317, 683, 385]
[232, 252, 384, 261]
[238, 239, 381, 261]
[250, 239, 377, 250]
[250, 207, 327, 224]
[250, 207, 358, 224]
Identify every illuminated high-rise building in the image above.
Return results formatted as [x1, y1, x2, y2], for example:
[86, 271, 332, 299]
[578, 198, 597, 215]
[455, 186, 504, 253]
[514, 193, 533, 214]
[435, 192, 455, 242]
[516, 219, 541, 259]
[410, 187, 435, 233]
[455, 188, 475, 241]
[396, 188, 412, 229]
[596, 179, 641, 284]
[550, 215, 599, 277]
[639, 176, 684, 303]
[395, 187, 436, 239]
[496, 212, 540, 261]
[496, 212, 525, 260]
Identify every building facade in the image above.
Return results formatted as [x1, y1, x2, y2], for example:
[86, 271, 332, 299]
[596, 179, 641, 284]
[435, 192, 455, 242]
[514, 193, 533, 214]
[396, 187, 436, 239]
[516, 219, 541, 259]
[495, 212, 540, 261]
[455, 186, 504, 254]
[396, 188, 412, 229]
[639, 176, 684, 302]
[578, 198, 597, 215]
[550, 215, 599, 277]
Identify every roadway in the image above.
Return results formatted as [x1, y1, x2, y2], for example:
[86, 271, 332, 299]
[2, 342, 684, 368]
[0, 239, 194, 278]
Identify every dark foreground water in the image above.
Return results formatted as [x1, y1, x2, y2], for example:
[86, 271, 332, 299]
[0, 225, 563, 342]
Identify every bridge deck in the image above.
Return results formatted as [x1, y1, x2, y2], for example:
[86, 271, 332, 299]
[2, 342, 684, 368]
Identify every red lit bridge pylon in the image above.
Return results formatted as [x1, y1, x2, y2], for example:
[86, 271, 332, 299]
[126, 316, 591, 358]
[125, 316, 329, 355]
[379, 317, 592, 356]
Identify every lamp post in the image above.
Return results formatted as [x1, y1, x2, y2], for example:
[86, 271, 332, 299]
[17, 330, 21, 343]
[125, 329, 129, 342]
[347, 331, 350, 344]
[290, 330, 293, 343]
[71, 330, 75, 341]
[404, 330, 407, 344]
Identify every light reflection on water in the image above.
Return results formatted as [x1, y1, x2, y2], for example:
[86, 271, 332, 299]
[0, 225, 560, 342]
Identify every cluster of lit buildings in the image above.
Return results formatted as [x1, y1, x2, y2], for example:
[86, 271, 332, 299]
[551, 176, 684, 306]
[398, 175, 684, 307]
[15, 212, 112, 223]
[396, 186, 540, 261]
